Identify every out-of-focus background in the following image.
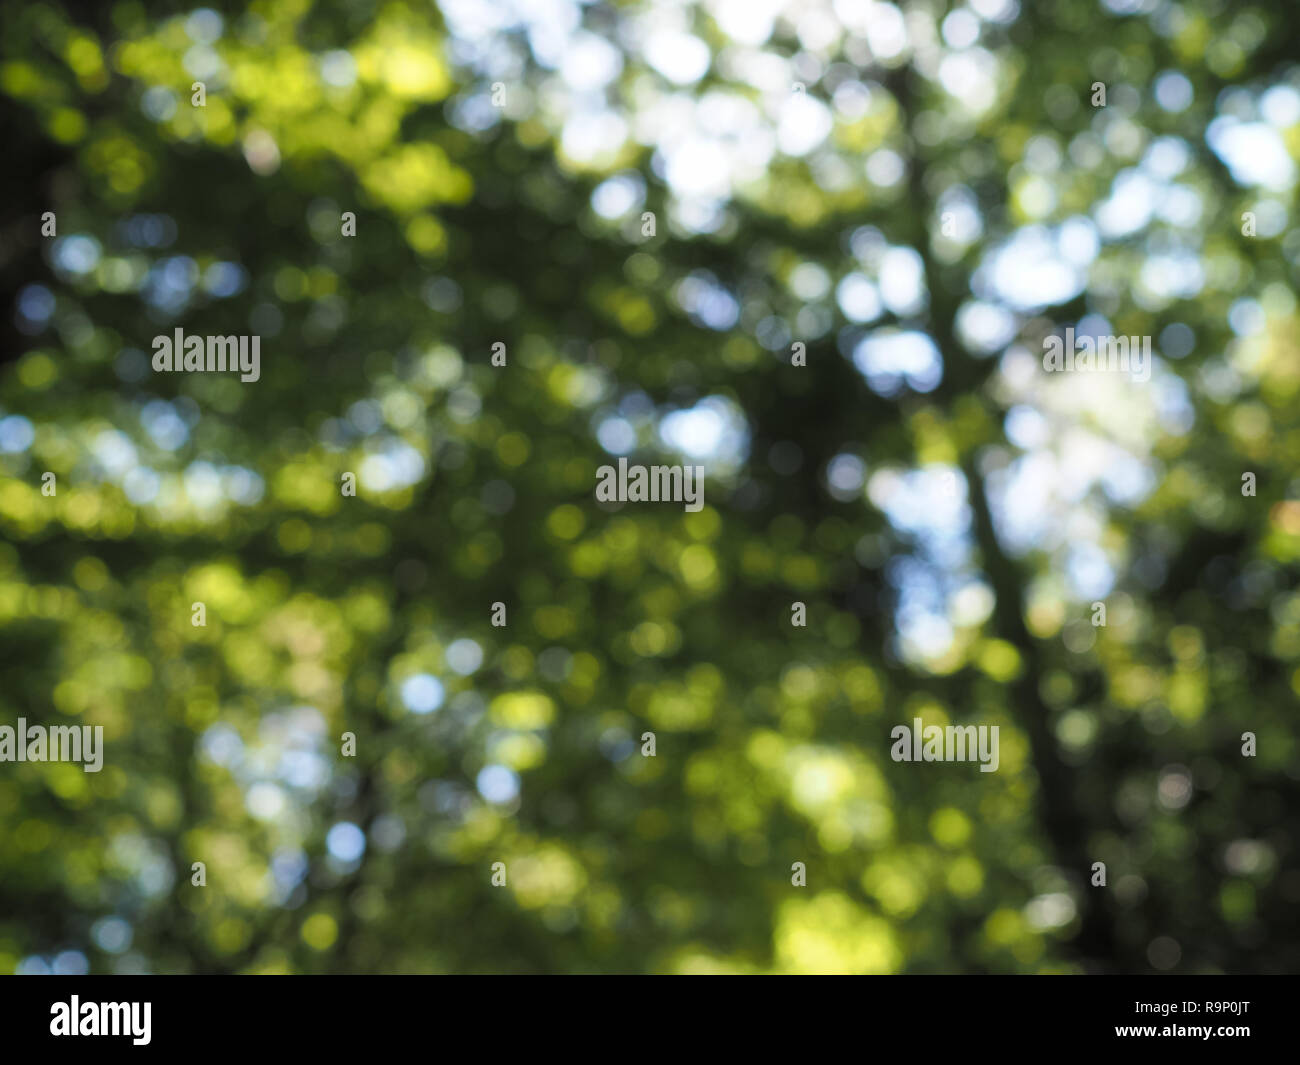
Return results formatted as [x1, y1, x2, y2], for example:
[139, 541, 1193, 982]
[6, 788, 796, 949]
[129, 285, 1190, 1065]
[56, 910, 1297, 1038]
[1, 0, 1298, 974]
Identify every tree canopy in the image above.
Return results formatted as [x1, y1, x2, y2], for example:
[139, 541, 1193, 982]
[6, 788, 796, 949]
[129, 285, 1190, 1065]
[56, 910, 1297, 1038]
[1, 0, 1298, 974]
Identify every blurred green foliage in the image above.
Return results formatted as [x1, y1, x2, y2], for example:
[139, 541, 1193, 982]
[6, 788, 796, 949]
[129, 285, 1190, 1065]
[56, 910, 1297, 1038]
[1, 0, 1298, 974]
